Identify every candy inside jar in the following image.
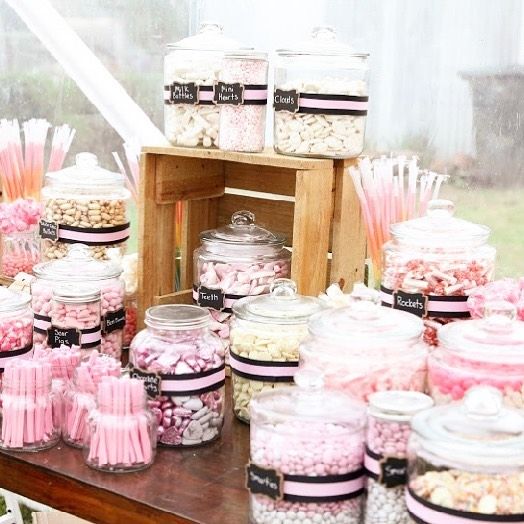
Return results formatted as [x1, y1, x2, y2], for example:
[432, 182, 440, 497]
[273, 26, 369, 159]
[230, 278, 323, 423]
[0, 227, 40, 277]
[130, 304, 225, 447]
[407, 386, 524, 520]
[193, 210, 291, 364]
[299, 286, 427, 402]
[364, 391, 433, 524]
[39, 152, 130, 262]
[429, 301, 524, 407]
[381, 199, 496, 346]
[248, 370, 367, 524]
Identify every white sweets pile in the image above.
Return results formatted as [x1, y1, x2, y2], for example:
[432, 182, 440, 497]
[274, 78, 367, 158]
[164, 60, 220, 148]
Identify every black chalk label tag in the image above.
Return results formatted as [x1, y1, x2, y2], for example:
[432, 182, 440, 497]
[197, 286, 225, 311]
[130, 367, 161, 398]
[47, 326, 80, 348]
[213, 82, 244, 105]
[168, 82, 199, 104]
[392, 290, 428, 318]
[273, 89, 299, 112]
[379, 456, 408, 488]
[39, 219, 59, 241]
[102, 308, 126, 334]
[246, 463, 283, 501]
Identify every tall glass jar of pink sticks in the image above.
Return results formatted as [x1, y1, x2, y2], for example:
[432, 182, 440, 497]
[193, 210, 291, 362]
[381, 199, 496, 345]
[31, 244, 125, 359]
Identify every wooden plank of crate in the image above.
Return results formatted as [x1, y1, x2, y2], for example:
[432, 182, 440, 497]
[217, 193, 295, 245]
[142, 146, 333, 170]
[179, 198, 219, 290]
[291, 168, 334, 295]
[155, 155, 225, 203]
[224, 163, 296, 196]
[155, 289, 193, 306]
[330, 158, 367, 291]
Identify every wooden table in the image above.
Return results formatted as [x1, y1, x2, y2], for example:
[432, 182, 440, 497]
[0, 387, 250, 524]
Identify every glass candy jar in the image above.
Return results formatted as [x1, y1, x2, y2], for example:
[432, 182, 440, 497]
[0, 227, 40, 277]
[32, 244, 126, 358]
[382, 199, 496, 346]
[274, 26, 369, 158]
[230, 278, 322, 423]
[193, 210, 291, 359]
[0, 360, 59, 451]
[364, 391, 433, 524]
[85, 376, 156, 472]
[164, 22, 245, 148]
[429, 301, 524, 407]
[407, 386, 524, 521]
[248, 370, 367, 524]
[299, 298, 427, 402]
[218, 50, 269, 152]
[39, 152, 130, 262]
[50, 284, 101, 352]
[130, 305, 225, 447]
[0, 287, 33, 371]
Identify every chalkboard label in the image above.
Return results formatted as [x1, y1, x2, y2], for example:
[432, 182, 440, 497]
[273, 89, 299, 113]
[169, 82, 199, 104]
[392, 290, 427, 318]
[130, 367, 161, 398]
[213, 82, 244, 105]
[246, 463, 283, 500]
[102, 308, 126, 334]
[39, 219, 59, 241]
[197, 286, 224, 311]
[379, 456, 408, 488]
[47, 326, 80, 348]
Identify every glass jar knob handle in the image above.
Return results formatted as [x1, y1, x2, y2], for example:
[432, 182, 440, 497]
[75, 152, 98, 169]
[311, 26, 337, 41]
[66, 244, 92, 260]
[270, 278, 297, 298]
[464, 386, 503, 420]
[294, 369, 324, 391]
[426, 199, 455, 218]
[231, 210, 255, 226]
[199, 21, 224, 34]
[482, 300, 517, 332]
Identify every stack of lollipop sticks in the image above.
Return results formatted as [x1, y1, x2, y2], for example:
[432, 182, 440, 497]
[87, 376, 153, 469]
[348, 155, 448, 280]
[113, 143, 139, 201]
[1, 359, 55, 449]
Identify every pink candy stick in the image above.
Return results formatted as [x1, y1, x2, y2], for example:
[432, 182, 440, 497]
[25, 365, 34, 445]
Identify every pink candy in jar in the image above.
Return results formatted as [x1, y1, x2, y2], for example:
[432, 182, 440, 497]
[0, 287, 33, 374]
[428, 301, 524, 408]
[193, 210, 291, 361]
[217, 51, 268, 153]
[31, 244, 126, 360]
[381, 199, 496, 346]
[130, 305, 225, 447]
[248, 370, 367, 524]
[299, 293, 427, 402]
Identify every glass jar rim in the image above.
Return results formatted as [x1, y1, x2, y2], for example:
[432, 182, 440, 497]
[0, 287, 31, 313]
[144, 304, 210, 330]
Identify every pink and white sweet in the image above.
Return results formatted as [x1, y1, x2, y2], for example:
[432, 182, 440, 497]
[218, 52, 268, 152]
[249, 373, 366, 524]
[299, 302, 427, 403]
[0, 359, 59, 451]
[85, 376, 156, 472]
[130, 305, 225, 447]
[428, 302, 524, 407]
[62, 350, 121, 447]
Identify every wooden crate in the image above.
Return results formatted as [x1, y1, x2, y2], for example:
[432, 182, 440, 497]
[137, 146, 366, 327]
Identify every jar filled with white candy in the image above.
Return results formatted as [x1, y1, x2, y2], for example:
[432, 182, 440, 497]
[273, 26, 369, 159]
[230, 278, 323, 423]
[248, 370, 367, 524]
[39, 153, 130, 262]
[164, 22, 245, 148]
[364, 391, 433, 524]
[407, 386, 524, 522]
[381, 199, 496, 346]
[193, 210, 291, 361]
[31, 244, 126, 359]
